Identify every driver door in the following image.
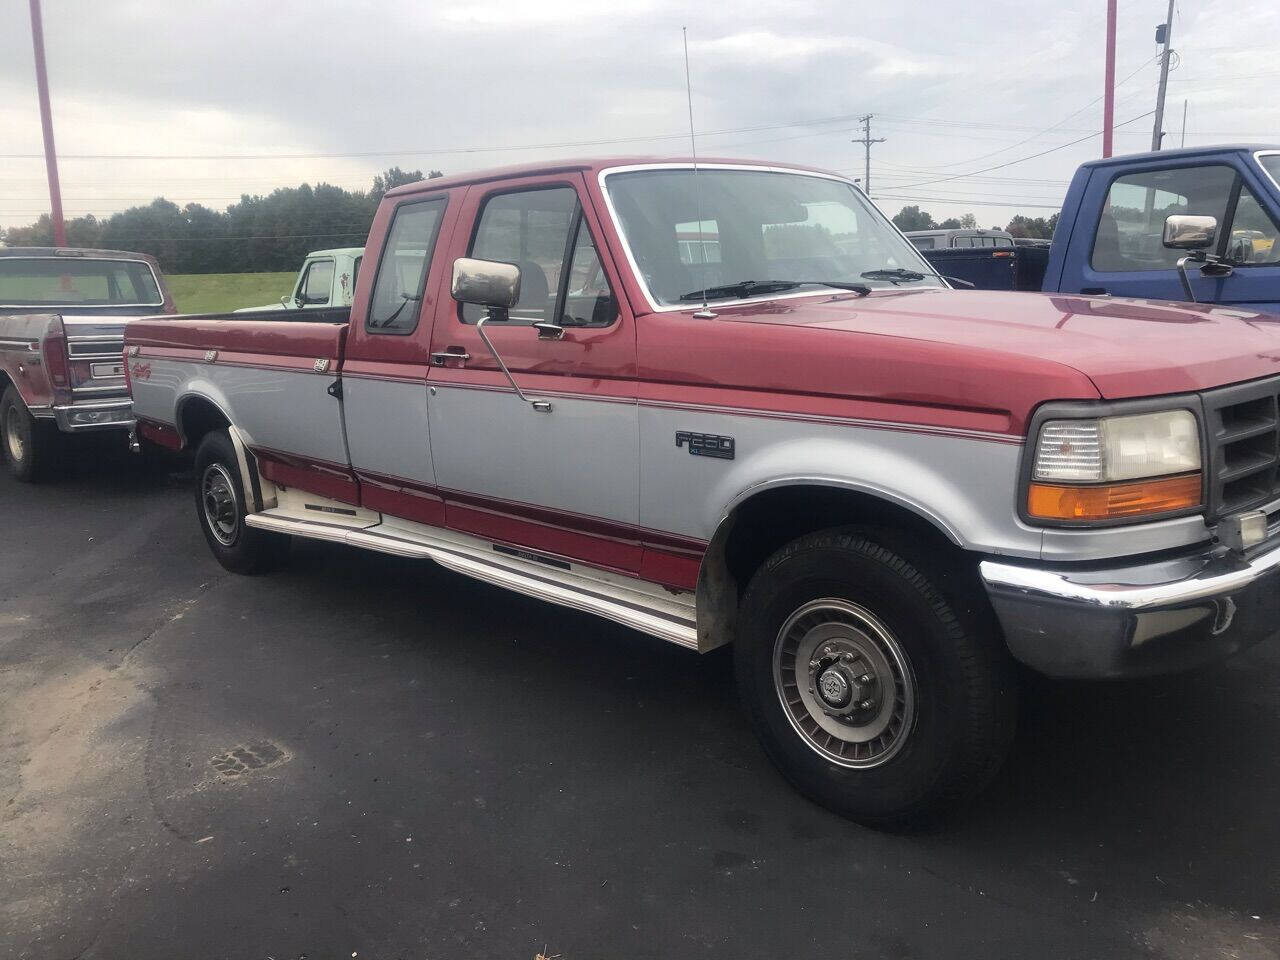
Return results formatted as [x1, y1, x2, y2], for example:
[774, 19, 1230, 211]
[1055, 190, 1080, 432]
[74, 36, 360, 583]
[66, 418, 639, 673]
[425, 174, 641, 573]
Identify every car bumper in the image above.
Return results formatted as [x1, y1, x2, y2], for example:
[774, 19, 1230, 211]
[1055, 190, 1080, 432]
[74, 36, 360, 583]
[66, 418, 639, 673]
[980, 539, 1280, 678]
[49, 398, 134, 432]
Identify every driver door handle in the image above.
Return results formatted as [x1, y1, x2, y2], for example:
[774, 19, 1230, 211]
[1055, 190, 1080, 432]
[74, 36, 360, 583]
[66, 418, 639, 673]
[431, 348, 470, 366]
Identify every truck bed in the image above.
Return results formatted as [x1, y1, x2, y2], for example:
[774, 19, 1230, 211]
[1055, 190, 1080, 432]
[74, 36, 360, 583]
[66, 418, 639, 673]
[922, 246, 1050, 292]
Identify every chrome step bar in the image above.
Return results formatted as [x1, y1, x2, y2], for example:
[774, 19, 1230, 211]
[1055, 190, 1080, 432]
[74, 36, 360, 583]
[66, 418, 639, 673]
[245, 510, 700, 650]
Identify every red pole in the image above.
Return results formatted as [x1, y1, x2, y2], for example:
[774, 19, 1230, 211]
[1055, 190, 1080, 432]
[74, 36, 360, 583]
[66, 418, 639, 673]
[28, 0, 66, 247]
[1102, 0, 1117, 158]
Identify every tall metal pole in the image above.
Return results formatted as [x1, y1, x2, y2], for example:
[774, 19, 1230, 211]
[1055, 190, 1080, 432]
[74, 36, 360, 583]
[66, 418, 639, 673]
[1180, 98, 1188, 147]
[28, 0, 66, 247]
[1151, 0, 1176, 151]
[1102, 0, 1117, 158]
[854, 115, 885, 198]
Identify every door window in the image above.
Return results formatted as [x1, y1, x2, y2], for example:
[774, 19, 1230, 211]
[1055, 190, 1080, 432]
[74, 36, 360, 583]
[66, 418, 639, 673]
[462, 186, 616, 327]
[1091, 165, 1236, 272]
[1225, 185, 1280, 265]
[367, 197, 447, 335]
[300, 259, 334, 305]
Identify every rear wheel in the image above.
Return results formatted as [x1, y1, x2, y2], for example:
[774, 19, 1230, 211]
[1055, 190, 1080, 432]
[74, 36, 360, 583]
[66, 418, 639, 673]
[193, 429, 290, 574]
[735, 528, 1016, 826]
[1, 386, 59, 482]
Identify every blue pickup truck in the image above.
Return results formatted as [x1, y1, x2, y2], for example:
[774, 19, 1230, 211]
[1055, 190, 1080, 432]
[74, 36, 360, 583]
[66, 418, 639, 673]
[912, 144, 1280, 312]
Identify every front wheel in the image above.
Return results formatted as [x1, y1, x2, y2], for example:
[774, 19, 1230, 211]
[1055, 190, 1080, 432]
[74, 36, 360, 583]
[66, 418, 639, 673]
[735, 529, 1016, 826]
[1, 385, 59, 482]
[193, 429, 290, 574]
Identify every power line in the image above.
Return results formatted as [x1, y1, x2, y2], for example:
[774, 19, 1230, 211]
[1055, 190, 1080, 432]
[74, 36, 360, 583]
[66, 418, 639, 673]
[889, 110, 1155, 190]
[876, 194, 1063, 210]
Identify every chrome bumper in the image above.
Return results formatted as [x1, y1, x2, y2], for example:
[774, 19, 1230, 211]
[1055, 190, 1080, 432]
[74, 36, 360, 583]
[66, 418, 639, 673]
[49, 398, 134, 432]
[981, 540, 1280, 678]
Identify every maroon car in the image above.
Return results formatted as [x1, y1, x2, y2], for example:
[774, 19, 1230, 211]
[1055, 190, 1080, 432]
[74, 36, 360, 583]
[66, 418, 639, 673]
[0, 246, 175, 480]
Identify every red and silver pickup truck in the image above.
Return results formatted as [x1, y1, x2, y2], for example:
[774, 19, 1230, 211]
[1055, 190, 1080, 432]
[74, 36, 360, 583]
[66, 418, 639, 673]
[1, 246, 175, 480]
[125, 158, 1280, 824]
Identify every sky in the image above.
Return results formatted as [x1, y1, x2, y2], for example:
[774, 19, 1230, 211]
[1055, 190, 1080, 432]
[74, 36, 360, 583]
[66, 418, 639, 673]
[0, 0, 1276, 233]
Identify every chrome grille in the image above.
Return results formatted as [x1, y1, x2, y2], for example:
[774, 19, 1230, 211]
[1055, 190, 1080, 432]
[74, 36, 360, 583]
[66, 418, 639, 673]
[1203, 376, 1280, 517]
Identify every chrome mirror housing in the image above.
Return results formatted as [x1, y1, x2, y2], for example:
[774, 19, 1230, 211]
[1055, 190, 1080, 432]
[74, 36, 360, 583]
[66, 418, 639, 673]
[1163, 215, 1218, 251]
[450, 257, 521, 310]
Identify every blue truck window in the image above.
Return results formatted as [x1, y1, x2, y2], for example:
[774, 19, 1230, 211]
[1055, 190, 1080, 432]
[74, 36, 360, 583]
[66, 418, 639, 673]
[1227, 186, 1280, 265]
[1092, 165, 1235, 273]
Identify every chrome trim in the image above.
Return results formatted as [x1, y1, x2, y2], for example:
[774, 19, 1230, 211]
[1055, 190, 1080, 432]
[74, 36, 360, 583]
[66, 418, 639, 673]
[981, 539, 1280, 677]
[596, 162, 947, 315]
[981, 543, 1280, 610]
[50, 397, 134, 432]
[71, 383, 127, 395]
[0, 257, 164, 309]
[244, 511, 699, 650]
[1255, 150, 1280, 194]
[0, 338, 40, 351]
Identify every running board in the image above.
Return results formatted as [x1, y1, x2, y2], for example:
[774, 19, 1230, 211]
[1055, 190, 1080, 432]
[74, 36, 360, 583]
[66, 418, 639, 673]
[245, 511, 699, 650]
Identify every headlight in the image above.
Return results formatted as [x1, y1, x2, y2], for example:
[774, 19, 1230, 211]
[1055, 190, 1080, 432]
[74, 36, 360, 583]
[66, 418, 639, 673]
[1027, 409, 1202, 523]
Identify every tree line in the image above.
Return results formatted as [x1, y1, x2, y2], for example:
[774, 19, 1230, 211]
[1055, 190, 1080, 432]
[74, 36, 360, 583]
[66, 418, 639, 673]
[890, 204, 1060, 239]
[0, 167, 440, 275]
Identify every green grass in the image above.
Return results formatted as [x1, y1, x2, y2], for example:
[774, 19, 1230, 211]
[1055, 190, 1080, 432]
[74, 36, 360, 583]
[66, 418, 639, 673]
[166, 271, 296, 314]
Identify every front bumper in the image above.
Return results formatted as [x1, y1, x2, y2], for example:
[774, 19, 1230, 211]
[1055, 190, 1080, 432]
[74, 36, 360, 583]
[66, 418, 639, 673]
[49, 398, 134, 432]
[980, 539, 1280, 678]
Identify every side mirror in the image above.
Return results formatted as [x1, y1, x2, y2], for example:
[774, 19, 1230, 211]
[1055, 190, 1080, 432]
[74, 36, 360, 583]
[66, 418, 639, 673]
[451, 257, 521, 311]
[1163, 215, 1217, 251]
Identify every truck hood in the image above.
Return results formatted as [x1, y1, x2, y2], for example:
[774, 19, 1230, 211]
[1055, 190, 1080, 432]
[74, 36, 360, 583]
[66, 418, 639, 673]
[720, 288, 1280, 398]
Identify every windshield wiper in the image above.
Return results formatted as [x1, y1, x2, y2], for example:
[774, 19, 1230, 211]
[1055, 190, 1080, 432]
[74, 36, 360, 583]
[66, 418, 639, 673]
[861, 267, 975, 289]
[678, 279, 870, 302]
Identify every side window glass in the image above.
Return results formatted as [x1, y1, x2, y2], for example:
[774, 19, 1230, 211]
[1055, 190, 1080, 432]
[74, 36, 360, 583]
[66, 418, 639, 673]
[911, 237, 934, 250]
[302, 260, 334, 304]
[1226, 185, 1280, 265]
[560, 220, 617, 327]
[462, 187, 577, 325]
[367, 198, 447, 335]
[1092, 164, 1236, 272]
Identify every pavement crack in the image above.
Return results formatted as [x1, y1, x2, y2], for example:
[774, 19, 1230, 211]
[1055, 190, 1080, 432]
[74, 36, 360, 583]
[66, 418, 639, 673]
[119, 574, 230, 667]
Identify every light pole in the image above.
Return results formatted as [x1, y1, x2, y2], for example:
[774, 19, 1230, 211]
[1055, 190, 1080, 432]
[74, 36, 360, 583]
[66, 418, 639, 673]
[28, 0, 66, 246]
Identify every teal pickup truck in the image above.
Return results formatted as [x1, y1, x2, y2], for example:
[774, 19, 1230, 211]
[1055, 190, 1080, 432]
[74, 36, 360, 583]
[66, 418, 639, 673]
[236, 247, 363, 313]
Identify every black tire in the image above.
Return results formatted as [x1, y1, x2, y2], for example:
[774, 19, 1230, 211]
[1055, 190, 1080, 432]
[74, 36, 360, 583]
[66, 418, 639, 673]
[1, 385, 60, 482]
[193, 429, 290, 574]
[734, 528, 1017, 827]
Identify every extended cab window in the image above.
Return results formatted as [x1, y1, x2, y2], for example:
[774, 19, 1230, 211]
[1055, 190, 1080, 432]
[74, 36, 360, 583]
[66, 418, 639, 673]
[1092, 165, 1236, 272]
[367, 198, 447, 335]
[462, 186, 616, 327]
[299, 259, 334, 305]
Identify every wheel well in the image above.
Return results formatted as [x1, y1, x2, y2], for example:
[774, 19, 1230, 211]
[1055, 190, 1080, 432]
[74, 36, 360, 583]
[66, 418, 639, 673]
[177, 396, 230, 450]
[695, 484, 966, 652]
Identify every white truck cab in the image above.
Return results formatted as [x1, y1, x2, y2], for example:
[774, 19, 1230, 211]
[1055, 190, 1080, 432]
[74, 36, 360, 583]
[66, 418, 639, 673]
[236, 247, 363, 313]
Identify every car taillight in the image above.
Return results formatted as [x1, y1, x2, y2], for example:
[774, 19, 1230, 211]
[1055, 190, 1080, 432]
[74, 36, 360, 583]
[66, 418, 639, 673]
[43, 330, 70, 392]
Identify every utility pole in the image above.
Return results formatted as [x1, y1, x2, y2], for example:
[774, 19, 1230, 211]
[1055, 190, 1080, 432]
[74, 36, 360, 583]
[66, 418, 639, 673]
[1151, 0, 1176, 151]
[854, 115, 885, 198]
[1180, 98, 1188, 147]
[1103, 0, 1117, 157]
[28, 0, 66, 247]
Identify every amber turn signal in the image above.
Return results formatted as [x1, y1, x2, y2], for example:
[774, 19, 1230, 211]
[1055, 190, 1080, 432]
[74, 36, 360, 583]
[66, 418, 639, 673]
[1027, 472, 1202, 522]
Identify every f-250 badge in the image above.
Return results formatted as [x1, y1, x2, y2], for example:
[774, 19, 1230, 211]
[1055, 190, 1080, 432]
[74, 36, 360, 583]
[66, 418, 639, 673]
[675, 431, 735, 460]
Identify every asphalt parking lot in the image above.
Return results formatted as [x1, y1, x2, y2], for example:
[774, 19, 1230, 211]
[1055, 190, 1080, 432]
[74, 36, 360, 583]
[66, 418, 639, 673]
[2, 450, 1278, 960]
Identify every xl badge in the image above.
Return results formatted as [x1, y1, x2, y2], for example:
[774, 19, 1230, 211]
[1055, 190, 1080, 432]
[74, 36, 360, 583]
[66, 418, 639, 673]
[675, 431, 735, 460]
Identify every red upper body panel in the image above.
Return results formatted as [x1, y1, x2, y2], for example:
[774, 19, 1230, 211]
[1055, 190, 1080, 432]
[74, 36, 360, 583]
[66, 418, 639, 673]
[125, 158, 1280, 441]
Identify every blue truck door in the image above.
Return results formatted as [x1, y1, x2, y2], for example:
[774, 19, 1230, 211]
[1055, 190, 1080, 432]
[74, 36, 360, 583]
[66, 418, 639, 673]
[1059, 156, 1280, 314]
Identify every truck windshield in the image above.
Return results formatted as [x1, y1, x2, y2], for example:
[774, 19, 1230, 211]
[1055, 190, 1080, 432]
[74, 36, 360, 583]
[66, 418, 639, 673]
[603, 167, 941, 307]
[0, 257, 163, 308]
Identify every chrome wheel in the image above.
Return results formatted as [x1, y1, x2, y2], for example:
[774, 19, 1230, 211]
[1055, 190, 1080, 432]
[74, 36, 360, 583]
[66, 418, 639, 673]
[4, 405, 24, 463]
[772, 598, 917, 768]
[201, 462, 240, 546]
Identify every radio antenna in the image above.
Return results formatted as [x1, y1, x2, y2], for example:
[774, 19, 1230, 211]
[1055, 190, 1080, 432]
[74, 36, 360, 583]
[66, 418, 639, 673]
[683, 27, 715, 319]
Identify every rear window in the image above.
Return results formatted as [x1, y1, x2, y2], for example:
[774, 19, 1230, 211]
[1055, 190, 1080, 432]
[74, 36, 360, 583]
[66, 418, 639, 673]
[0, 257, 163, 307]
